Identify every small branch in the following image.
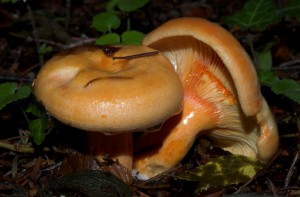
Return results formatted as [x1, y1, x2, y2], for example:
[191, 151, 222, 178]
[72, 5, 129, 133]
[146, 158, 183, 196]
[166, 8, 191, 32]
[8, 31, 96, 51]
[0, 74, 34, 83]
[272, 66, 300, 71]
[267, 177, 278, 197]
[26, 2, 43, 67]
[0, 141, 50, 153]
[284, 151, 299, 187]
[274, 59, 300, 70]
[12, 155, 19, 178]
[36, 38, 97, 49]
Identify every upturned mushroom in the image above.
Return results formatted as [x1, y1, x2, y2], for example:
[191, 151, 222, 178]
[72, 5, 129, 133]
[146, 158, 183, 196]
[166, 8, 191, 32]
[33, 45, 183, 170]
[133, 17, 279, 179]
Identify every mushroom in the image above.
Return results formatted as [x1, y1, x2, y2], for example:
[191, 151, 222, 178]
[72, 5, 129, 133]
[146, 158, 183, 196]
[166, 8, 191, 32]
[33, 45, 183, 170]
[133, 17, 279, 179]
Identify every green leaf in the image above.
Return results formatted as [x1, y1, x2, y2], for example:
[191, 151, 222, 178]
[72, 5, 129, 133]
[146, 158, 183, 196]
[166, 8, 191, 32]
[254, 45, 300, 104]
[280, 0, 300, 21]
[176, 155, 264, 193]
[281, 89, 300, 104]
[271, 79, 299, 94]
[25, 102, 47, 118]
[121, 30, 145, 45]
[92, 12, 121, 33]
[96, 33, 120, 45]
[29, 117, 48, 145]
[49, 170, 133, 197]
[106, 0, 120, 13]
[257, 69, 278, 87]
[225, 0, 279, 30]
[256, 48, 273, 70]
[271, 79, 300, 104]
[0, 82, 31, 110]
[39, 43, 53, 55]
[117, 0, 149, 12]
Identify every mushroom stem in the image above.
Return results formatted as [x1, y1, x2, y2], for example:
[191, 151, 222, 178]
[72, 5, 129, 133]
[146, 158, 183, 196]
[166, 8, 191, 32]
[89, 132, 133, 170]
[134, 92, 217, 178]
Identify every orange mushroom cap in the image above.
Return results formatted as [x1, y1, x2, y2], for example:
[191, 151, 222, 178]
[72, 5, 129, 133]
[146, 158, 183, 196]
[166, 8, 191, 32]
[34, 45, 184, 171]
[33, 45, 183, 132]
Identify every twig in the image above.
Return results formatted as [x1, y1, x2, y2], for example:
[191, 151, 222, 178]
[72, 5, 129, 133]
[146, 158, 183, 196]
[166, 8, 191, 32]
[41, 161, 62, 172]
[276, 59, 300, 68]
[277, 186, 300, 191]
[8, 31, 96, 51]
[272, 66, 300, 71]
[66, 38, 97, 48]
[0, 141, 50, 153]
[36, 37, 96, 49]
[277, 187, 300, 196]
[0, 74, 34, 83]
[267, 177, 278, 197]
[284, 151, 299, 187]
[26, 2, 43, 67]
[12, 155, 19, 179]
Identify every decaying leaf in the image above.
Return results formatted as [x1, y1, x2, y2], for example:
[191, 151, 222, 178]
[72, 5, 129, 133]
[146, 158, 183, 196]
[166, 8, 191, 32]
[176, 155, 265, 193]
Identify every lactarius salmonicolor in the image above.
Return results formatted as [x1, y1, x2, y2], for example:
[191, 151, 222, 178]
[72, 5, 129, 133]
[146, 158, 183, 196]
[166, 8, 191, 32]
[33, 45, 183, 170]
[133, 17, 279, 179]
